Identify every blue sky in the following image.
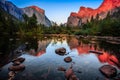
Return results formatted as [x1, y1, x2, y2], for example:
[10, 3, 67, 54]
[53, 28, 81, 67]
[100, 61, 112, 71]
[8, 0, 103, 24]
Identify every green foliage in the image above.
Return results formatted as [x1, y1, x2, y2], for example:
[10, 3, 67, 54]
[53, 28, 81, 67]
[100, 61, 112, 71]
[1, 7, 120, 36]
[81, 9, 120, 36]
[0, 8, 19, 35]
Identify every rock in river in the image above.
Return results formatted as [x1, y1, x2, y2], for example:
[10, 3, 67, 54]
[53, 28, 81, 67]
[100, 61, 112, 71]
[12, 57, 25, 63]
[57, 67, 66, 71]
[55, 47, 66, 55]
[12, 61, 21, 66]
[99, 65, 117, 78]
[8, 64, 25, 71]
[64, 56, 72, 63]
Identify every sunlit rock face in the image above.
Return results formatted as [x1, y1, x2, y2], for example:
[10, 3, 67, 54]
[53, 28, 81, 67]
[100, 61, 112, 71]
[67, 0, 120, 27]
[22, 6, 51, 27]
[0, 0, 24, 21]
[29, 6, 45, 15]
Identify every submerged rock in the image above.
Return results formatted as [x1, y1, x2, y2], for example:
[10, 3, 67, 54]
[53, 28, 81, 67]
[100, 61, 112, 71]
[99, 65, 117, 78]
[12, 57, 25, 63]
[58, 62, 79, 80]
[65, 68, 79, 80]
[8, 64, 25, 71]
[64, 57, 72, 63]
[8, 71, 15, 77]
[55, 47, 66, 55]
[69, 74, 79, 80]
[12, 61, 21, 66]
[57, 67, 66, 71]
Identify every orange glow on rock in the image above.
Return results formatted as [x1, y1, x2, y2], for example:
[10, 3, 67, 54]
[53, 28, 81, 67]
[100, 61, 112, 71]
[29, 6, 45, 15]
[70, 0, 120, 20]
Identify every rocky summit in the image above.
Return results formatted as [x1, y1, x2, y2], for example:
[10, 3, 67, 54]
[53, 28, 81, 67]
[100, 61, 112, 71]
[22, 6, 51, 27]
[67, 0, 120, 27]
[0, 0, 51, 27]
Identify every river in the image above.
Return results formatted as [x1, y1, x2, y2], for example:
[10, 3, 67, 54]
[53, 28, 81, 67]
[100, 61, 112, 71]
[0, 35, 120, 80]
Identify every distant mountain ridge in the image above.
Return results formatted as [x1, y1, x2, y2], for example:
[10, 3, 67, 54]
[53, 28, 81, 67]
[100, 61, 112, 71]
[0, 0, 51, 27]
[67, 0, 120, 27]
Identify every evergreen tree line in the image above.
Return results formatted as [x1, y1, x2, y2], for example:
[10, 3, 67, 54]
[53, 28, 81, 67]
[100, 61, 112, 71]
[0, 7, 80, 35]
[0, 7, 120, 36]
[77, 8, 120, 36]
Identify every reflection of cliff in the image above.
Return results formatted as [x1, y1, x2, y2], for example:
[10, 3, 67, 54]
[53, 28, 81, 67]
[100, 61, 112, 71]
[76, 44, 95, 54]
[98, 41, 120, 56]
[76, 44, 120, 68]
[98, 52, 120, 68]
[68, 37, 79, 49]
[68, 37, 99, 53]
[36, 40, 51, 57]
[68, 37, 120, 69]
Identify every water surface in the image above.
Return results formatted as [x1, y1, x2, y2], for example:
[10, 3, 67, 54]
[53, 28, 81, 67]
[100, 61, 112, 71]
[0, 35, 120, 80]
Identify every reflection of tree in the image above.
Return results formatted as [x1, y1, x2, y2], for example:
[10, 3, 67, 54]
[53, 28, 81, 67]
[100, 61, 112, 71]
[51, 37, 66, 45]
[37, 39, 51, 52]
[0, 35, 43, 67]
[68, 36, 79, 49]
[0, 35, 20, 67]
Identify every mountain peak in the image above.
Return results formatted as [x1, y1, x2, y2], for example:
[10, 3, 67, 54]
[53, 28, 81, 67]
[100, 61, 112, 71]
[29, 5, 45, 15]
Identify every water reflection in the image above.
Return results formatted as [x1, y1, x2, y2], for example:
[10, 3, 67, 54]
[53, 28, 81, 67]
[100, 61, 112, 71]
[69, 37, 120, 69]
[0, 35, 120, 80]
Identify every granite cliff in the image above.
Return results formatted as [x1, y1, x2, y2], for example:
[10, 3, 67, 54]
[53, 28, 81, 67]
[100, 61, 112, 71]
[67, 0, 120, 27]
[0, 0, 51, 27]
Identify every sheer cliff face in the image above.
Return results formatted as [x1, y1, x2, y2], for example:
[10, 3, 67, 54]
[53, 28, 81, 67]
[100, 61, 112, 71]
[22, 6, 51, 27]
[0, 0, 24, 21]
[0, 0, 51, 27]
[67, 0, 120, 27]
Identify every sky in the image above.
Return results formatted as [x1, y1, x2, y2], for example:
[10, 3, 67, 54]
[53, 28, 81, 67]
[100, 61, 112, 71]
[8, 0, 103, 24]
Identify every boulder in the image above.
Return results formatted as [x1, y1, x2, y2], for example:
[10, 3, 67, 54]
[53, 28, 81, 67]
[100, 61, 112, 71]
[99, 65, 117, 78]
[12, 57, 25, 63]
[55, 47, 66, 55]
[8, 64, 25, 71]
[64, 57, 72, 63]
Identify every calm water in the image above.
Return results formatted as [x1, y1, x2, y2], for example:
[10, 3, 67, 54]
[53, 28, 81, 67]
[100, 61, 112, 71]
[0, 35, 120, 80]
